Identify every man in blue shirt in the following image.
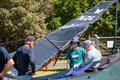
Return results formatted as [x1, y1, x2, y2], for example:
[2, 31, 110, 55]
[13, 36, 36, 80]
[0, 46, 14, 80]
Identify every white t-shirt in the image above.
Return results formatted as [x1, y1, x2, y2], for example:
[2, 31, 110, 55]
[86, 48, 102, 62]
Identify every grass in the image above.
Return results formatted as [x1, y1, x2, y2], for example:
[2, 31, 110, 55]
[34, 60, 67, 77]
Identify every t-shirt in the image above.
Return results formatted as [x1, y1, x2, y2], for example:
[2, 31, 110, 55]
[20, 45, 35, 63]
[0, 46, 11, 73]
[13, 45, 35, 75]
[86, 48, 102, 62]
[67, 47, 86, 68]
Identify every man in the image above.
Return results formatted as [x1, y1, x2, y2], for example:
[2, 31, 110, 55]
[83, 40, 102, 70]
[65, 40, 102, 76]
[66, 37, 86, 69]
[13, 36, 36, 80]
[0, 46, 14, 80]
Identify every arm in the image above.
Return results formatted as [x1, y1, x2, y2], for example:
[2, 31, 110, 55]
[67, 60, 70, 69]
[66, 48, 71, 69]
[81, 48, 87, 61]
[30, 62, 35, 74]
[0, 46, 14, 77]
[0, 58, 14, 77]
[84, 55, 94, 64]
[29, 49, 36, 74]
[84, 53, 89, 64]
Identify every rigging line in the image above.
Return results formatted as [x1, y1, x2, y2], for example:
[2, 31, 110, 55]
[45, 36, 61, 51]
[44, 36, 62, 67]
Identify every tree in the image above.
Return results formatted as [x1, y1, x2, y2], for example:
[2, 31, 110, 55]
[0, 0, 53, 52]
[46, 0, 120, 37]
[46, 0, 100, 30]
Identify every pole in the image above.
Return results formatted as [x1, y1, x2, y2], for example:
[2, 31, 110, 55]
[112, 0, 118, 55]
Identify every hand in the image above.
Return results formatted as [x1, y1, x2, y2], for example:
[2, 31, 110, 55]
[26, 71, 36, 75]
[67, 64, 70, 69]
[26, 71, 32, 75]
[31, 72, 36, 75]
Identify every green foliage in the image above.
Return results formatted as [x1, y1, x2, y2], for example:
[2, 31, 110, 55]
[0, 0, 53, 39]
[46, 0, 88, 30]
[46, 0, 100, 31]
[46, 0, 120, 37]
[47, 17, 61, 30]
[0, 0, 53, 51]
[117, 2, 120, 35]
[87, 7, 116, 37]
[0, 0, 120, 51]
[0, 8, 12, 41]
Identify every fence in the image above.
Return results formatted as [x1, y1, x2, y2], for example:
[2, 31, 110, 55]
[58, 36, 120, 60]
[91, 36, 120, 56]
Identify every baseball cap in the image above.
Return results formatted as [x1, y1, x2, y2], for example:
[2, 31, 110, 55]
[83, 40, 92, 47]
[26, 36, 35, 41]
[71, 37, 79, 44]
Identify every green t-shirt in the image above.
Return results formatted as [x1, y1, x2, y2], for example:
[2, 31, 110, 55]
[66, 47, 86, 68]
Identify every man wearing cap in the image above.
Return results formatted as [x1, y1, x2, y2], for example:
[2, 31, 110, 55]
[66, 37, 86, 69]
[13, 36, 36, 80]
[63, 40, 102, 76]
[83, 40, 102, 70]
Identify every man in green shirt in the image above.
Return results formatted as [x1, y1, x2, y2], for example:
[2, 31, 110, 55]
[66, 38, 86, 69]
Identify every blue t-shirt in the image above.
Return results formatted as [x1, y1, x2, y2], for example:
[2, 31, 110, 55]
[13, 45, 35, 75]
[20, 45, 35, 63]
[66, 47, 86, 68]
[0, 46, 11, 73]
